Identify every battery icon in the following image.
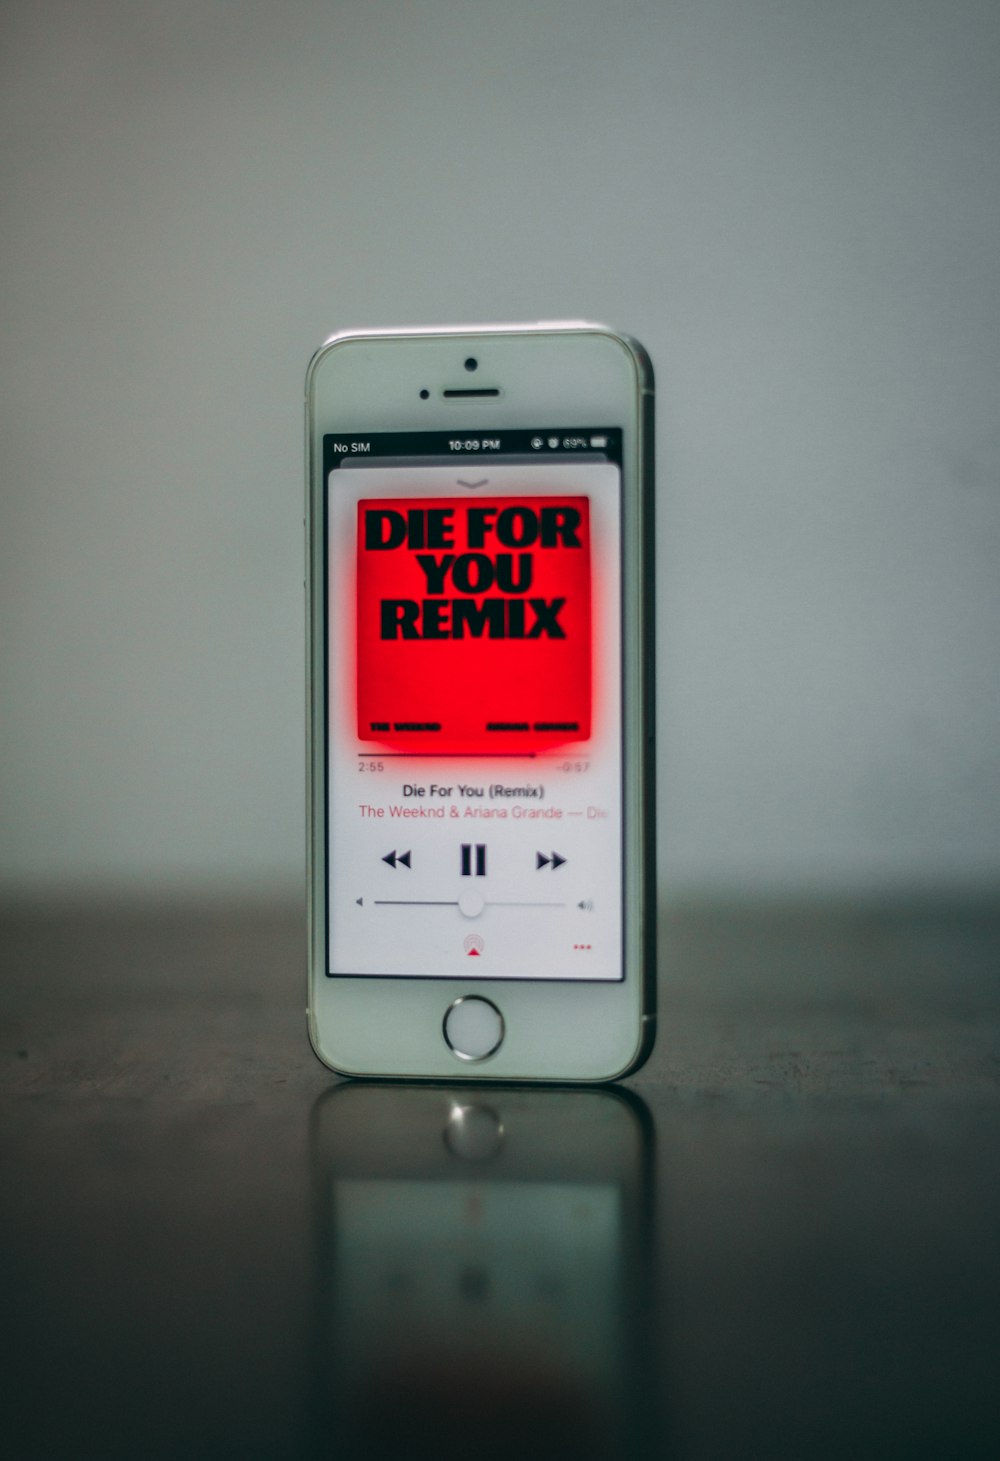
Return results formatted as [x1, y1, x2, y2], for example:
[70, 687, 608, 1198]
[590, 434, 608, 449]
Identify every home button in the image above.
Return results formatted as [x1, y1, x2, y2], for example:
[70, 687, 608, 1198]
[443, 996, 505, 1062]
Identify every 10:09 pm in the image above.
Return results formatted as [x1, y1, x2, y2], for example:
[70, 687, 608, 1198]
[447, 439, 500, 451]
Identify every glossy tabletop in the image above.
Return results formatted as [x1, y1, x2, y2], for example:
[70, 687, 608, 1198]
[2, 900, 999, 1459]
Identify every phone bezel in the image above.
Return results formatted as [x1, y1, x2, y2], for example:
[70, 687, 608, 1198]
[306, 324, 655, 1081]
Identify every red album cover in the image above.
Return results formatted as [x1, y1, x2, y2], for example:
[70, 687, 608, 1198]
[355, 495, 591, 752]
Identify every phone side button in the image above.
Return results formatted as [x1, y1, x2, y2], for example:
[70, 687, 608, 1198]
[442, 996, 505, 1062]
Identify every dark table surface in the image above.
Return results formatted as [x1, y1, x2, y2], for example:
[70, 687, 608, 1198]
[2, 898, 999, 1459]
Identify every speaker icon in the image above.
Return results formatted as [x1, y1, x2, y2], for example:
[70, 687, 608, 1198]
[577, 899, 594, 911]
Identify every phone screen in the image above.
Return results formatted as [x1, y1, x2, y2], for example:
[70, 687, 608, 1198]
[324, 429, 623, 982]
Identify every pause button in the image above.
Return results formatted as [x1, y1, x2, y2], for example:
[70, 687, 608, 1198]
[460, 843, 487, 877]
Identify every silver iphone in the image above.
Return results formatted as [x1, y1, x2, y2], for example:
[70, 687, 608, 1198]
[306, 324, 655, 1080]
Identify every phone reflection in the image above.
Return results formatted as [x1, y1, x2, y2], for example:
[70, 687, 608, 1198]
[308, 1084, 657, 1461]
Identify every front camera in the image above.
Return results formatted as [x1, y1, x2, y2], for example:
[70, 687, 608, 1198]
[419, 388, 430, 399]
[464, 357, 478, 372]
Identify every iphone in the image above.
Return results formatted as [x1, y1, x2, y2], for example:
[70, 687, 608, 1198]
[306, 324, 655, 1080]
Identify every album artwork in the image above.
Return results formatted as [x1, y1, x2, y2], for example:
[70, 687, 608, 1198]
[355, 495, 592, 752]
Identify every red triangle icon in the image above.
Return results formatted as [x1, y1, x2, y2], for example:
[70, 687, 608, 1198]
[467, 947, 481, 956]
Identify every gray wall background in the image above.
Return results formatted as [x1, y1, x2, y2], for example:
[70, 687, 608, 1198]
[2, 0, 998, 901]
